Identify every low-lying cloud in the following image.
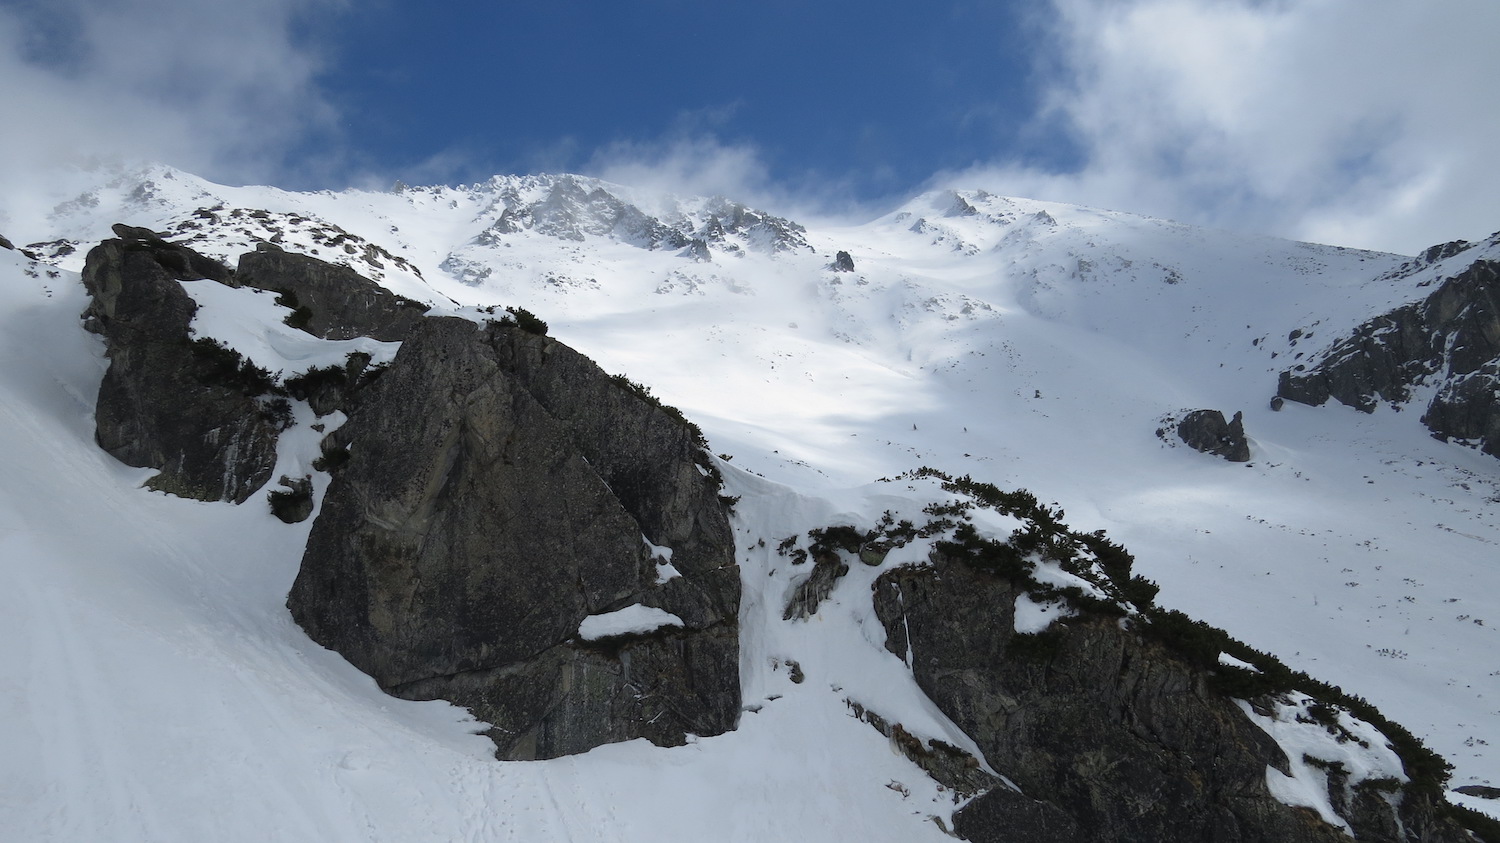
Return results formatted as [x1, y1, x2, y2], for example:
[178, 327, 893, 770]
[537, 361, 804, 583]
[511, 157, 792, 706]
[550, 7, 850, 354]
[938, 0, 1500, 254]
[0, 0, 339, 230]
[5, 0, 1495, 256]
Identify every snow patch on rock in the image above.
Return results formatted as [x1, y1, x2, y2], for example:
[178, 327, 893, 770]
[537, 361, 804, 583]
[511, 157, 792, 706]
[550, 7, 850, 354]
[578, 605, 685, 641]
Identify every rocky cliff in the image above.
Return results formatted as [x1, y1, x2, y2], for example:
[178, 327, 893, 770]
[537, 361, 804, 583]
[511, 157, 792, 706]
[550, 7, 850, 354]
[287, 316, 741, 759]
[1278, 249, 1500, 459]
[875, 559, 1469, 842]
[830, 472, 1483, 842]
[80, 227, 280, 503]
[80, 226, 741, 761]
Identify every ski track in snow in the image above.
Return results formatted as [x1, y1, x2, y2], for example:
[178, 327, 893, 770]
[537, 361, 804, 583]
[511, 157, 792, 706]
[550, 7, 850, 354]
[2, 165, 1498, 838]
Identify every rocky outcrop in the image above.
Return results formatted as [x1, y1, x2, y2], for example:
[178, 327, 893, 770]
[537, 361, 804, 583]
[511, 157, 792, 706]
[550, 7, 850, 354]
[872, 557, 1473, 842]
[467, 175, 808, 255]
[1278, 258, 1500, 458]
[783, 549, 849, 620]
[236, 244, 430, 341]
[698, 196, 810, 254]
[1423, 359, 1500, 457]
[288, 316, 739, 760]
[81, 231, 280, 503]
[81, 222, 739, 760]
[107, 223, 235, 283]
[832, 250, 855, 272]
[1177, 409, 1251, 462]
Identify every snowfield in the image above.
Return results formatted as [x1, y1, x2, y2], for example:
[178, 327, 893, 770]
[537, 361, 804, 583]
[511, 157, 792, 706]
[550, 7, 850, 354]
[1, 163, 1496, 840]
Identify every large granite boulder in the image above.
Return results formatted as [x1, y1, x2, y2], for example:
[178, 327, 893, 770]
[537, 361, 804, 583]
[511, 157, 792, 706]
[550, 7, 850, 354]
[1177, 409, 1251, 462]
[288, 316, 740, 759]
[81, 231, 280, 503]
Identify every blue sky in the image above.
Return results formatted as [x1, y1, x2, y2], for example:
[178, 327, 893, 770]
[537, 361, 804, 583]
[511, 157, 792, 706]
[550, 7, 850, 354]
[311, 1, 1068, 197]
[2, 0, 1499, 254]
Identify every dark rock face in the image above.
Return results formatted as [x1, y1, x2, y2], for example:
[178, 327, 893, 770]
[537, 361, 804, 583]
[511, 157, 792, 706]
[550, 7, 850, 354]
[1278, 259, 1500, 458]
[1177, 409, 1251, 462]
[832, 250, 855, 272]
[81, 235, 280, 503]
[108, 223, 235, 284]
[288, 316, 739, 760]
[82, 223, 738, 760]
[871, 560, 1470, 843]
[235, 248, 430, 341]
[874, 562, 1329, 842]
[0, 233, 14, 251]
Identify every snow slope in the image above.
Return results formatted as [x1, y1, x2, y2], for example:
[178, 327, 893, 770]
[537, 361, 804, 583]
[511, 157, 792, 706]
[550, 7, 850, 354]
[2, 163, 1497, 839]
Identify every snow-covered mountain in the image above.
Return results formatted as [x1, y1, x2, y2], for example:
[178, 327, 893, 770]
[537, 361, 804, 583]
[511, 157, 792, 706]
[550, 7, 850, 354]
[2, 162, 1497, 841]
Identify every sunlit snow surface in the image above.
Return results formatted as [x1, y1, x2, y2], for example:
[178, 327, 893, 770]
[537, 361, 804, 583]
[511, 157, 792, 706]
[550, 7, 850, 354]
[2, 164, 1497, 839]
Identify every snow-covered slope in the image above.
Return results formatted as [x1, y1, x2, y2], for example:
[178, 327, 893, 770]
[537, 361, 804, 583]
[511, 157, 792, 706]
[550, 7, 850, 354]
[2, 163, 1497, 839]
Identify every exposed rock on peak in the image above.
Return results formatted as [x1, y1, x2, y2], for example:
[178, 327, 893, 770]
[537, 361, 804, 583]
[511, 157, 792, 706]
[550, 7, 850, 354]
[460, 174, 807, 259]
[288, 316, 740, 760]
[163, 207, 426, 285]
[698, 196, 810, 254]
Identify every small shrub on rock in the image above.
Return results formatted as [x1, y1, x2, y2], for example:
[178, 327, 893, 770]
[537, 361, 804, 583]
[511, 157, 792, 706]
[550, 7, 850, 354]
[188, 337, 277, 396]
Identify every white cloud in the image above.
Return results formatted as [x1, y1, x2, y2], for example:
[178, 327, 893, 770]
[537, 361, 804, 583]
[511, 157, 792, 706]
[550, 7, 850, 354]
[0, 0, 339, 230]
[939, 0, 1500, 254]
[587, 135, 773, 205]
[583, 132, 881, 225]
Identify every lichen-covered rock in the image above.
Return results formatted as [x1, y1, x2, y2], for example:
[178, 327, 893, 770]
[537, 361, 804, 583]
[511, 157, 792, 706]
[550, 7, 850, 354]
[872, 559, 1473, 843]
[81, 234, 279, 503]
[1278, 259, 1500, 458]
[235, 247, 430, 341]
[288, 316, 739, 759]
[1177, 409, 1251, 462]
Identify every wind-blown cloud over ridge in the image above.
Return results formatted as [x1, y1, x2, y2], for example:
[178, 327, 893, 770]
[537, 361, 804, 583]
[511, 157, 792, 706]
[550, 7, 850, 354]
[3, 0, 1496, 256]
[937, 0, 1500, 254]
[0, 0, 339, 231]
